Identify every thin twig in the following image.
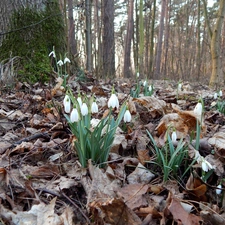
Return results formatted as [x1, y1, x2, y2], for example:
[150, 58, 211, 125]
[60, 189, 90, 224]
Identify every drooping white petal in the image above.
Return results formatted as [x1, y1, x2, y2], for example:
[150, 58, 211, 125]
[49, 51, 56, 58]
[201, 160, 208, 172]
[214, 92, 218, 99]
[178, 83, 182, 92]
[63, 95, 71, 113]
[64, 57, 71, 64]
[149, 85, 152, 92]
[194, 102, 202, 116]
[81, 103, 88, 116]
[219, 90, 223, 97]
[216, 184, 222, 195]
[70, 108, 79, 122]
[77, 97, 82, 108]
[201, 158, 212, 172]
[57, 60, 64, 66]
[91, 102, 98, 113]
[108, 93, 119, 109]
[136, 72, 139, 78]
[171, 131, 177, 143]
[123, 109, 131, 123]
[143, 80, 147, 86]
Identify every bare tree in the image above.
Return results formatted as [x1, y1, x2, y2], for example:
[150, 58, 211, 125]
[124, 0, 134, 78]
[154, 0, 166, 79]
[102, 0, 115, 78]
[85, 0, 92, 71]
[209, 0, 225, 87]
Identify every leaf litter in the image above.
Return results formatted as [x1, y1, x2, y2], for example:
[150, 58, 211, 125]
[0, 79, 225, 224]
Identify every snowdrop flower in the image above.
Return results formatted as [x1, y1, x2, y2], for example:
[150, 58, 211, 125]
[70, 108, 79, 122]
[124, 109, 131, 123]
[219, 90, 222, 97]
[57, 60, 64, 66]
[143, 80, 147, 86]
[77, 96, 82, 108]
[136, 72, 139, 78]
[214, 92, 218, 100]
[216, 184, 222, 195]
[81, 103, 88, 116]
[171, 131, 177, 143]
[194, 102, 203, 116]
[149, 85, 152, 92]
[91, 101, 98, 113]
[64, 57, 71, 64]
[63, 95, 71, 113]
[178, 82, 182, 92]
[49, 50, 56, 58]
[108, 93, 119, 109]
[201, 158, 213, 172]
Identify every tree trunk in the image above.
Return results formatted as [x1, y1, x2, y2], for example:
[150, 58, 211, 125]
[209, 0, 225, 87]
[68, 0, 77, 56]
[138, 0, 144, 76]
[102, 0, 115, 78]
[154, 0, 166, 79]
[149, 0, 156, 76]
[124, 0, 134, 78]
[85, 0, 92, 71]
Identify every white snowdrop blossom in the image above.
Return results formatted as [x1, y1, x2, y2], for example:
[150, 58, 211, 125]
[219, 90, 223, 97]
[216, 184, 222, 195]
[194, 102, 203, 116]
[77, 96, 82, 108]
[149, 85, 152, 92]
[49, 50, 56, 58]
[63, 95, 71, 113]
[64, 57, 71, 64]
[136, 72, 139, 78]
[143, 80, 147, 86]
[57, 60, 64, 66]
[201, 158, 213, 172]
[171, 131, 177, 143]
[214, 92, 218, 100]
[108, 93, 119, 109]
[81, 103, 88, 116]
[91, 101, 98, 113]
[70, 108, 79, 122]
[178, 83, 182, 92]
[123, 109, 132, 123]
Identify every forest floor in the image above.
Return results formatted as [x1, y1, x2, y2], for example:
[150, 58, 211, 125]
[0, 76, 225, 225]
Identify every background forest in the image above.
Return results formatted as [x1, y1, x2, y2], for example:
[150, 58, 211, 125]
[0, 0, 224, 87]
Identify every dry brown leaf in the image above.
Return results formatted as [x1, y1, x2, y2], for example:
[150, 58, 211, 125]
[127, 163, 155, 184]
[168, 197, 202, 225]
[117, 184, 149, 210]
[137, 149, 151, 165]
[87, 162, 122, 206]
[30, 164, 59, 178]
[91, 85, 108, 96]
[185, 174, 207, 201]
[89, 198, 142, 225]
[208, 132, 225, 150]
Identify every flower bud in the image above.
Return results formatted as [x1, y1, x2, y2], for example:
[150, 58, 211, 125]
[91, 101, 98, 113]
[63, 95, 71, 113]
[108, 93, 119, 109]
[70, 108, 79, 122]
[216, 184, 222, 195]
[171, 131, 177, 143]
[194, 102, 202, 116]
[81, 103, 88, 116]
[123, 109, 131, 123]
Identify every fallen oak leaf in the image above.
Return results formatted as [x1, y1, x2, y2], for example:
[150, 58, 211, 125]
[168, 196, 202, 225]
